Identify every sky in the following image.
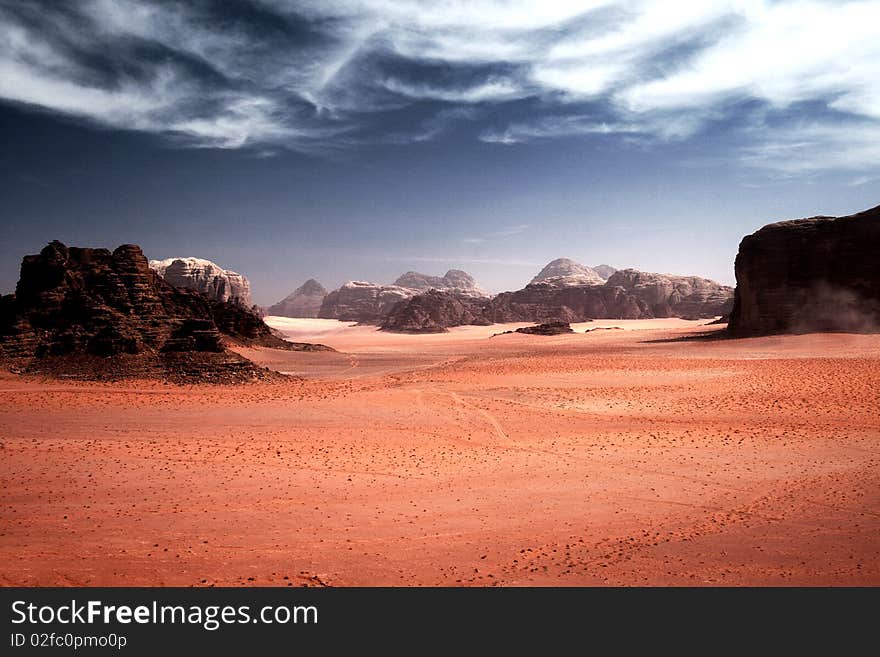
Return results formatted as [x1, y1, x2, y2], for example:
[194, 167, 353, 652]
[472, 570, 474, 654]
[1, 0, 878, 305]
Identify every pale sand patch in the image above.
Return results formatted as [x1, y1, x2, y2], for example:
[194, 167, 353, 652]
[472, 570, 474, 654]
[264, 316, 715, 353]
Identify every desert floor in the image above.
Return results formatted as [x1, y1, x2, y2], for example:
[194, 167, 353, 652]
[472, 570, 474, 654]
[1, 318, 878, 586]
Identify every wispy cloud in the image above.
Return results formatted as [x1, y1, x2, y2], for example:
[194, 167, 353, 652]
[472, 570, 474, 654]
[737, 119, 880, 177]
[462, 224, 529, 244]
[381, 107, 480, 144]
[480, 117, 644, 144]
[1, 1, 878, 174]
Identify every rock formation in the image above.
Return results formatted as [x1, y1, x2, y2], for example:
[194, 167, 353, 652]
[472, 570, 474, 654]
[319, 281, 415, 323]
[329, 257, 731, 330]
[516, 321, 574, 336]
[267, 279, 327, 318]
[605, 269, 734, 319]
[150, 256, 252, 307]
[393, 270, 485, 296]
[592, 264, 617, 280]
[320, 269, 487, 323]
[487, 283, 648, 323]
[728, 205, 880, 335]
[529, 258, 605, 286]
[0, 241, 330, 382]
[381, 291, 491, 333]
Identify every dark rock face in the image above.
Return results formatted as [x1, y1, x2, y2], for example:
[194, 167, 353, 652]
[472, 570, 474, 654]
[149, 257, 252, 307]
[728, 205, 880, 335]
[605, 269, 734, 319]
[381, 290, 492, 333]
[515, 321, 573, 335]
[0, 241, 331, 380]
[267, 279, 328, 318]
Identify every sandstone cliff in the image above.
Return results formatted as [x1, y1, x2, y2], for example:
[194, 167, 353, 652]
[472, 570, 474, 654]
[728, 205, 880, 335]
[150, 256, 252, 307]
[605, 269, 734, 319]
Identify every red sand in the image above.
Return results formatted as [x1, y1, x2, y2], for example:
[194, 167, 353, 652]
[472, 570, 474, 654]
[1, 319, 878, 586]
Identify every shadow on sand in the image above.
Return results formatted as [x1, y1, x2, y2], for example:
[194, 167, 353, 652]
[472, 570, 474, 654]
[639, 326, 731, 344]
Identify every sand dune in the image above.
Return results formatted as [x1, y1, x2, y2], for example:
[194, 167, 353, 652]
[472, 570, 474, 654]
[1, 321, 877, 586]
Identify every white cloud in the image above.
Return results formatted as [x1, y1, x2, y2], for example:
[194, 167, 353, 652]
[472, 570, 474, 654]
[1, 0, 879, 174]
[381, 78, 524, 103]
[738, 119, 880, 176]
[618, 1, 880, 118]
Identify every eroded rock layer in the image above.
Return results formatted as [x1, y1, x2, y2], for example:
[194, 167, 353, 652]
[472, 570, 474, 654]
[149, 256, 252, 307]
[0, 241, 330, 381]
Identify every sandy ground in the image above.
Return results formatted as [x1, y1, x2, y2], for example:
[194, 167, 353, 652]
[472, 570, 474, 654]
[1, 318, 878, 586]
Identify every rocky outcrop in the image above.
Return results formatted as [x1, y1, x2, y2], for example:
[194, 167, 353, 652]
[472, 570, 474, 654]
[382, 265, 730, 331]
[320, 269, 487, 323]
[516, 321, 573, 336]
[381, 291, 491, 333]
[328, 259, 730, 330]
[529, 258, 605, 286]
[267, 279, 327, 318]
[605, 269, 734, 319]
[728, 205, 880, 335]
[319, 281, 415, 323]
[149, 256, 252, 307]
[393, 269, 486, 296]
[0, 241, 331, 381]
[487, 283, 648, 323]
[592, 264, 617, 280]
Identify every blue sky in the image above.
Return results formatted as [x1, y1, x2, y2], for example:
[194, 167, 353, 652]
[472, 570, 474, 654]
[1, 0, 878, 304]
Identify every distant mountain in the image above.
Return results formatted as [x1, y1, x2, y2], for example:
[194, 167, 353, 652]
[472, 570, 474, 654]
[382, 263, 733, 331]
[319, 281, 415, 323]
[592, 264, 617, 280]
[393, 270, 486, 296]
[267, 279, 328, 318]
[529, 258, 605, 286]
[150, 256, 252, 307]
[320, 269, 486, 323]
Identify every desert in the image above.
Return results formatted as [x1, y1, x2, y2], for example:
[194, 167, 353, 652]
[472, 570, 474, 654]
[3, 0, 880, 600]
[2, 317, 877, 586]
